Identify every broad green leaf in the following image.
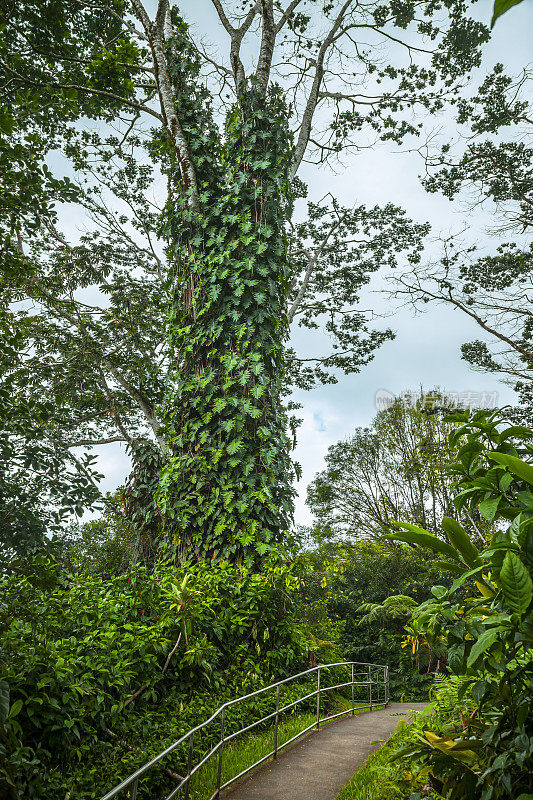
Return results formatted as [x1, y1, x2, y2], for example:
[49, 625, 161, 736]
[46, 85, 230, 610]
[467, 629, 499, 667]
[499, 426, 533, 442]
[8, 699, 23, 719]
[387, 524, 460, 560]
[478, 496, 500, 522]
[488, 452, 533, 487]
[449, 564, 485, 594]
[438, 560, 464, 576]
[491, 0, 525, 27]
[500, 551, 533, 614]
[441, 517, 482, 567]
[517, 491, 533, 510]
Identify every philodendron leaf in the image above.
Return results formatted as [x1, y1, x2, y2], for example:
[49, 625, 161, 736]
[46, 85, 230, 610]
[0, 680, 9, 724]
[500, 551, 533, 614]
[491, 0, 525, 27]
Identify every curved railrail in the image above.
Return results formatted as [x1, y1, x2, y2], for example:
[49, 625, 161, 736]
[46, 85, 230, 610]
[99, 661, 389, 800]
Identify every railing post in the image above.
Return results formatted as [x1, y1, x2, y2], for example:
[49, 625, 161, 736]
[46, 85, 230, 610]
[351, 663, 355, 716]
[130, 778, 138, 800]
[316, 667, 321, 729]
[368, 665, 373, 711]
[184, 733, 194, 800]
[385, 666, 389, 705]
[216, 707, 225, 796]
[274, 684, 280, 758]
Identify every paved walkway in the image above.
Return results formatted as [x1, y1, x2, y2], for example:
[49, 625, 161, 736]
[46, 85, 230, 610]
[221, 702, 427, 800]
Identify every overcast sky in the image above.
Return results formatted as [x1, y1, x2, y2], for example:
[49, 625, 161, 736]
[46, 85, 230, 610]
[89, 0, 532, 527]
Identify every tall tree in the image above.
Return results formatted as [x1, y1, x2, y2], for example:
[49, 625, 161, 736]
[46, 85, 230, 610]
[1, 0, 490, 561]
[307, 392, 487, 539]
[391, 65, 532, 420]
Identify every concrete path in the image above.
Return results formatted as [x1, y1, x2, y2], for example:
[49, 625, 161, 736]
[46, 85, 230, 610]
[221, 702, 427, 800]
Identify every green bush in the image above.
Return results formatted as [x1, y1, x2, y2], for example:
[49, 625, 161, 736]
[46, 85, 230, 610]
[0, 548, 327, 798]
[296, 538, 447, 699]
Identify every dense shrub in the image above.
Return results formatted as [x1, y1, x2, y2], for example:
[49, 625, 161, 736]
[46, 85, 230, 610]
[296, 538, 446, 698]
[0, 548, 329, 798]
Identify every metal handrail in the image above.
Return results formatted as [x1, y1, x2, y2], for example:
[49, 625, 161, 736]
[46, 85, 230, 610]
[99, 661, 389, 800]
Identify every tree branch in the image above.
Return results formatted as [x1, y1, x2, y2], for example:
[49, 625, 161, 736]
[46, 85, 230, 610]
[131, 0, 200, 206]
[275, 0, 303, 34]
[291, 0, 353, 177]
[66, 437, 128, 448]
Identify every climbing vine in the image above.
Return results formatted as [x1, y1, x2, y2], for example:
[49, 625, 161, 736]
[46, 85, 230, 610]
[155, 18, 295, 563]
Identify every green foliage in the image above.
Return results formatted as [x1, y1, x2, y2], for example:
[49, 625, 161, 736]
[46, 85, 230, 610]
[60, 506, 138, 577]
[0, 310, 103, 565]
[156, 23, 296, 561]
[491, 0, 526, 28]
[1, 0, 496, 562]
[0, 550, 310, 798]
[389, 409, 533, 799]
[296, 537, 446, 698]
[308, 391, 479, 539]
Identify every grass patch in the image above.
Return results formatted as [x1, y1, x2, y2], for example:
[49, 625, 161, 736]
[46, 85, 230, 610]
[188, 695, 386, 799]
[335, 715, 425, 800]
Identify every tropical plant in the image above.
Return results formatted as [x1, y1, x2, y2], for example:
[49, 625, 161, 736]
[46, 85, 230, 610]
[295, 536, 448, 697]
[0, 548, 316, 798]
[388, 409, 533, 799]
[491, 0, 527, 28]
[359, 595, 418, 626]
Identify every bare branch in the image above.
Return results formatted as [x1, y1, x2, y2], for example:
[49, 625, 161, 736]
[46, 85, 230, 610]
[66, 437, 128, 448]
[210, 0, 236, 35]
[291, 0, 353, 178]
[162, 632, 182, 673]
[131, 0, 200, 206]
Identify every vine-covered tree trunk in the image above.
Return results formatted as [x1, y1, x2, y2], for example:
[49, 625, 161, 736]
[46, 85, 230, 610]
[155, 27, 295, 561]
